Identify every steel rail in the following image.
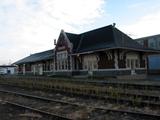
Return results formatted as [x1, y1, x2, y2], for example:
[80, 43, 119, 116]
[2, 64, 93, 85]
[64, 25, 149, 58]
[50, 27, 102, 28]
[0, 88, 160, 108]
[3, 100, 73, 120]
[0, 89, 160, 119]
[0, 89, 80, 107]
[95, 107, 160, 119]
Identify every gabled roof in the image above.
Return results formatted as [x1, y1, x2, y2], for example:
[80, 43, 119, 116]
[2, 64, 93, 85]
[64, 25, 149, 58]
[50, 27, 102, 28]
[113, 27, 143, 49]
[65, 25, 156, 54]
[14, 49, 54, 65]
[65, 32, 80, 53]
[76, 25, 115, 53]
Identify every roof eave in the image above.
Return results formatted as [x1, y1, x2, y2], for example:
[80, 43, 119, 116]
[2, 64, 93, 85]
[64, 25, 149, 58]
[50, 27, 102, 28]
[14, 57, 54, 65]
[71, 47, 160, 55]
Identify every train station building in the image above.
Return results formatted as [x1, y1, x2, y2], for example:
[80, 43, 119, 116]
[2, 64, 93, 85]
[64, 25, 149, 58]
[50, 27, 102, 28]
[14, 25, 159, 77]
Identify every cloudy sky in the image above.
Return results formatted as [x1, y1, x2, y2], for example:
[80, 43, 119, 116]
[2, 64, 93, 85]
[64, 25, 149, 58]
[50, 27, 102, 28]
[0, 0, 160, 64]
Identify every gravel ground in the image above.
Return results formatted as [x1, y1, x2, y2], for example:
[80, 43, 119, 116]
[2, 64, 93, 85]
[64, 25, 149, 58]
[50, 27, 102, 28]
[0, 101, 52, 120]
[0, 84, 159, 120]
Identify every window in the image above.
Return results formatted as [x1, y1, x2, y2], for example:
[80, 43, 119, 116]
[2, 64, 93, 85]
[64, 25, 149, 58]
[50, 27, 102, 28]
[158, 41, 160, 49]
[50, 63, 54, 70]
[57, 51, 68, 70]
[65, 60, 68, 69]
[135, 59, 139, 68]
[47, 63, 50, 71]
[83, 55, 98, 70]
[126, 59, 139, 69]
[126, 53, 140, 69]
[93, 61, 98, 69]
[127, 59, 130, 68]
[43, 64, 46, 71]
[84, 64, 87, 69]
[62, 60, 64, 69]
[150, 42, 154, 48]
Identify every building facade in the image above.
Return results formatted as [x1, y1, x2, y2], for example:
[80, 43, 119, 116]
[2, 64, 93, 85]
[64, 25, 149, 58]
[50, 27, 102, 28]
[0, 65, 16, 75]
[15, 50, 54, 75]
[136, 34, 160, 74]
[136, 34, 160, 50]
[15, 25, 159, 77]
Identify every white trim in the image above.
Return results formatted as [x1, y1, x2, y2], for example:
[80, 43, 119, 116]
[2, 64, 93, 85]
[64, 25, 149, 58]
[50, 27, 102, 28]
[92, 68, 130, 71]
[43, 71, 53, 72]
[38, 64, 43, 75]
[23, 64, 25, 75]
[72, 51, 95, 55]
[114, 50, 119, 69]
[89, 68, 146, 72]
[71, 55, 74, 70]
[73, 70, 88, 72]
[55, 70, 72, 72]
[56, 51, 68, 70]
[33, 65, 36, 75]
[55, 69, 88, 72]
[55, 68, 146, 72]
[106, 51, 112, 60]
[135, 68, 146, 70]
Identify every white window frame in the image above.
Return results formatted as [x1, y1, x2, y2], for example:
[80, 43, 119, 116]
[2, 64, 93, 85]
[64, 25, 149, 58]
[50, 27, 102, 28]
[57, 51, 68, 71]
[83, 55, 98, 70]
[126, 53, 140, 69]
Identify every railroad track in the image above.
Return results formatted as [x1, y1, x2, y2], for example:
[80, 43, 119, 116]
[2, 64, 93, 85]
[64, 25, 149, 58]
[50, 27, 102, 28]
[0, 83, 160, 109]
[0, 89, 89, 120]
[1, 76, 160, 91]
[2, 101, 72, 120]
[0, 80, 160, 101]
[0, 89, 160, 120]
[0, 82, 160, 106]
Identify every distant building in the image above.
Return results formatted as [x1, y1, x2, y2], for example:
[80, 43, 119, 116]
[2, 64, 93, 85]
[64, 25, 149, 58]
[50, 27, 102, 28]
[136, 34, 160, 50]
[0, 65, 16, 75]
[136, 35, 160, 74]
[14, 25, 159, 77]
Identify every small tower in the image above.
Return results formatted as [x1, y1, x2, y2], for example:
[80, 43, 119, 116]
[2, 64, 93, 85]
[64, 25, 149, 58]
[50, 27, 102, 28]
[54, 39, 56, 45]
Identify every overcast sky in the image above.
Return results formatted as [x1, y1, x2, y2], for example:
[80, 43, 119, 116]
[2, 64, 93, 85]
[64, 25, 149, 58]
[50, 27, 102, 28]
[0, 0, 160, 64]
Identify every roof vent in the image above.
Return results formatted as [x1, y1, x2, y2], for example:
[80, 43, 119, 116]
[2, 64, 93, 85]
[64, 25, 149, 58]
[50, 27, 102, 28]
[113, 23, 116, 27]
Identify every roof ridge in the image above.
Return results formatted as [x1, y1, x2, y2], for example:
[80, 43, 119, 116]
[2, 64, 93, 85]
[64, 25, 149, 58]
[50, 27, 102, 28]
[113, 27, 144, 48]
[79, 25, 113, 35]
[65, 25, 113, 36]
[31, 49, 54, 55]
[111, 26, 118, 47]
[65, 32, 79, 35]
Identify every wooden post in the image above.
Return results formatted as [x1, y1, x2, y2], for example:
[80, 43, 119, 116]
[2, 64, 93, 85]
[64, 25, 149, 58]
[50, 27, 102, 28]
[114, 50, 119, 69]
